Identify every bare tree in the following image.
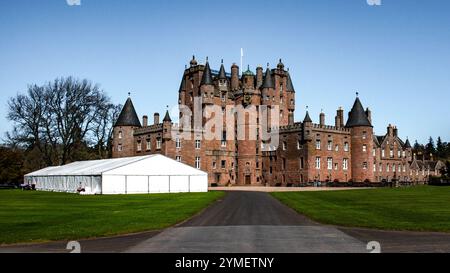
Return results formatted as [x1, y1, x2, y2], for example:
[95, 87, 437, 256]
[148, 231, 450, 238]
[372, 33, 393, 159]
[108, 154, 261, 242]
[7, 77, 120, 166]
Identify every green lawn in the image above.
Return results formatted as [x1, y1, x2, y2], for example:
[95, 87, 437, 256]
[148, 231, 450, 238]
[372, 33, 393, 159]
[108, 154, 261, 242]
[271, 186, 450, 232]
[0, 190, 224, 245]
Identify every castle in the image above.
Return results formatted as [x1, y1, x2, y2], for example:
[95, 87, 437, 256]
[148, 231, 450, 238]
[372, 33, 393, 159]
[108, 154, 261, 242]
[112, 56, 444, 186]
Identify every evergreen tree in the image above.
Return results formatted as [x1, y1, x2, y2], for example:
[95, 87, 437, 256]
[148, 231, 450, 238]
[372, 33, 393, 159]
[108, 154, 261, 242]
[425, 137, 436, 159]
[436, 137, 445, 159]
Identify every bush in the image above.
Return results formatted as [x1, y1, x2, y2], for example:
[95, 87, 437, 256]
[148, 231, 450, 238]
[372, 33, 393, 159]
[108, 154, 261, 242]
[429, 176, 450, 186]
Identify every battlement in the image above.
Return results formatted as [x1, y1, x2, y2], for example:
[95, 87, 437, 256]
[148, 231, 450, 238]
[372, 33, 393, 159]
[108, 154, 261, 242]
[310, 123, 351, 133]
[134, 124, 163, 135]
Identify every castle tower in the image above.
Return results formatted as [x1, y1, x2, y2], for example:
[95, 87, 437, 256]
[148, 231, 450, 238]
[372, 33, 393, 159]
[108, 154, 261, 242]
[346, 95, 374, 182]
[112, 96, 142, 158]
[261, 65, 275, 127]
[200, 58, 214, 105]
[404, 138, 413, 162]
[286, 69, 296, 125]
[163, 110, 172, 140]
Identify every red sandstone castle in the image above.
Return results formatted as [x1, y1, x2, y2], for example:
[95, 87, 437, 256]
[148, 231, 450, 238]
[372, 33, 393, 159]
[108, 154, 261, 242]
[112, 56, 444, 186]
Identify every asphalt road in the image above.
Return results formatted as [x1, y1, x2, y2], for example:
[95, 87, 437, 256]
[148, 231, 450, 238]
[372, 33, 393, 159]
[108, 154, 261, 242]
[181, 191, 318, 227]
[126, 192, 367, 253]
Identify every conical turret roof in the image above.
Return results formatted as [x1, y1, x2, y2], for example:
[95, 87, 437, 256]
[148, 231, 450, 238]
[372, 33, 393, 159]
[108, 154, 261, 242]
[201, 60, 214, 86]
[115, 97, 141, 127]
[345, 97, 372, 128]
[261, 67, 274, 89]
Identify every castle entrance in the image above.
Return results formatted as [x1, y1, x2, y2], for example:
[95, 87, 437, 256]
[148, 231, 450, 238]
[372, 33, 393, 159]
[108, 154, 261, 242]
[245, 175, 251, 185]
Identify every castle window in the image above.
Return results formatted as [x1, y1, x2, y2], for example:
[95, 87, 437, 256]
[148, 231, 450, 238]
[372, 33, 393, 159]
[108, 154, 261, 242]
[316, 140, 321, 150]
[379, 163, 382, 172]
[195, 157, 201, 169]
[221, 160, 226, 169]
[176, 156, 181, 162]
[387, 164, 390, 172]
[290, 99, 295, 105]
[403, 165, 406, 172]
[402, 151, 406, 158]
[297, 141, 301, 150]
[118, 144, 122, 152]
[374, 164, 377, 172]
[283, 142, 287, 151]
[334, 163, 339, 170]
[343, 158, 348, 170]
[382, 150, 385, 158]
[363, 162, 368, 170]
[118, 131, 123, 139]
[146, 139, 151, 150]
[398, 150, 401, 158]
[300, 157, 304, 169]
[373, 149, 376, 157]
[390, 150, 394, 158]
[362, 131, 367, 140]
[363, 145, 367, 152]
[327, 141, 332, 151]
[137, 140, 142, 152]
[344, 142, 349, 152]
[176, 138, 181, 149]
[335, 145, 339, 152]
[212, 161, 216, 169]
[327, 158, 333, 170]
[315, 157, 321, 170]
[221, 131, 227, 147]
[195, 140, 201, 149]
[393, 164, 396, 172]
[156, 138, 162, 150]
[282, 158, 286, 170]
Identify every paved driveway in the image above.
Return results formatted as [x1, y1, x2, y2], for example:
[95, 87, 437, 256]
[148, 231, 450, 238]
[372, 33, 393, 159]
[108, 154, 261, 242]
[126, 192, 367, 253]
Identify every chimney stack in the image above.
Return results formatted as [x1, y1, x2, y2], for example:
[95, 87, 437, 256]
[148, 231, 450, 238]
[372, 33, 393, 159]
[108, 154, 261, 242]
[337, 107, 344, 128]
[387, 124, 394, 136]
[256, 66, 263, 89]
[143, 115, 148, 127]
[365, 108, 372, 124]
[393, 126, 398, 137]
[154, 113, 160, 125]
[320, 111, 325, 127]
[231, 63, 239, 90]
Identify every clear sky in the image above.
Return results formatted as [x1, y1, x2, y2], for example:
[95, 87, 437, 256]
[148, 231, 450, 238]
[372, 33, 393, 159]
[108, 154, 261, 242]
[0, 0, 449, 144]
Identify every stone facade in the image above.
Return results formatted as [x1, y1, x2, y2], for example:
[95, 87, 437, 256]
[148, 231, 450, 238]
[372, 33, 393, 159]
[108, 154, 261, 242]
[112, 56, 444, 186]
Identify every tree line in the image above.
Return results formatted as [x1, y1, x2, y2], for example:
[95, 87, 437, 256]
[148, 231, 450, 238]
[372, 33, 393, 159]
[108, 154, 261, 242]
[412, 137, 450, 161]
[1, 77, 122, 185]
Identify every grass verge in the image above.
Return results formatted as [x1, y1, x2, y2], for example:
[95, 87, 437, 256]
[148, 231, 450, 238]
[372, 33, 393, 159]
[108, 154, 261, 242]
[271, 186, 450, 232]
[0, 190, 224, 245]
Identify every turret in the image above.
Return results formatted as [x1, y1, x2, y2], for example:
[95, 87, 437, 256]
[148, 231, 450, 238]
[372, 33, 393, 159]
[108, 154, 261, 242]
[163, 110, 172, 140]
[346, 94, 374, 183]
[200, 58, 214, 104]
[112, 96, 142, 158]
[218, 59, 227, 87]
[302, 109, 313, 141]
[242, 65, 255, 89]
[261, 64, 274, 104]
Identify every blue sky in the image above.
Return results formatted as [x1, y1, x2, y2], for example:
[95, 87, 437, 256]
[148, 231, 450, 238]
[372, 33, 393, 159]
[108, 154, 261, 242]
[0, 0, 449, 144]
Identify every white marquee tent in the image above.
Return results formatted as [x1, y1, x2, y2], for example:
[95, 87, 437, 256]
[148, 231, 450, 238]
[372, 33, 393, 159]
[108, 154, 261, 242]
[24, 155, 208, 195]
